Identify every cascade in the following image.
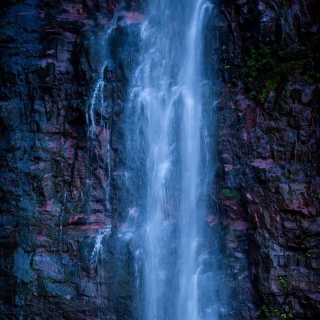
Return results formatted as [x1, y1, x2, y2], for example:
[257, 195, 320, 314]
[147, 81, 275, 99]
[124, 0, 220, 319]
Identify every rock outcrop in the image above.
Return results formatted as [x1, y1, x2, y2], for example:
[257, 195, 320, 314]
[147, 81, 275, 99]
[218, 0, 320, 318]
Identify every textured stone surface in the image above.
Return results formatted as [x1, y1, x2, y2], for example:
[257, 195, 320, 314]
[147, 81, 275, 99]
[0, 0, 319, 319]
[0, 0, 143, 318]
[217, 0, 320, 318]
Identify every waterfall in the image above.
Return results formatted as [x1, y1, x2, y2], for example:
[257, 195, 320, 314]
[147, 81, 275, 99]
[125, 1, 217, 319]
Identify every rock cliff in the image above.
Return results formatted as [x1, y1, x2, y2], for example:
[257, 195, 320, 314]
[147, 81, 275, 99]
[0, 0, 143, 318]
[218, 0, 320, 318]
[0, 0, 319, 319]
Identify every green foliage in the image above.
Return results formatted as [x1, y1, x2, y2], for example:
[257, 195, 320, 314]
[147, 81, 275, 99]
[259, 304, 293, 320]
[279, 276, 288, 293]
[259, 304, 271, 318]
[222, 188, 241, 200]
[242, 43, 319, 101]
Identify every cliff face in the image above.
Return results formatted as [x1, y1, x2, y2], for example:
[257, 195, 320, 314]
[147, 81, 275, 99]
[0, 0, 319, 319]
[0, 0, 143, 318]
[218, 0, 320, 318]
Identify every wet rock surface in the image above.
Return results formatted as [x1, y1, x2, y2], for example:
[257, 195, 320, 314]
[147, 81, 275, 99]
[0, 0, 143, 318]
[217, 0, 320, 318]
[0, 0, 319, 319]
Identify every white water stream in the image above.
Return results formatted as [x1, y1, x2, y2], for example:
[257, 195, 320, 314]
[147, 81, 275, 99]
[125, 1, 216, 319]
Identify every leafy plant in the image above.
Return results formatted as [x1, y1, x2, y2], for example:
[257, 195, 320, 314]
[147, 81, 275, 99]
[222, 188, 241, 200]
[242, 43, 319, 101]
[259, 304, 271, 318]
[279, 276, 288, 293]
[259, 304, 293, 319]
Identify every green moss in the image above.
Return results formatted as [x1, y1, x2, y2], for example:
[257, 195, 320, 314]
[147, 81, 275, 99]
[258, 304, 293, 320]
[222, 188, 241, 200]
[242, 41, 320, 101]
[279, 276, 288, 293]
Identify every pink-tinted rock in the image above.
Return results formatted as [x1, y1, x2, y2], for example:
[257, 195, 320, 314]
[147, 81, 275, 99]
[120, 11, 145, 24]
[206, 214, 218, 226]
[229, 221, 250, 231]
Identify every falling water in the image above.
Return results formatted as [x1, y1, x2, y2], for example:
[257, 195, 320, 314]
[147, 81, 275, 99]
[87, 13, 122, 319]
[125, 1, 216, 319]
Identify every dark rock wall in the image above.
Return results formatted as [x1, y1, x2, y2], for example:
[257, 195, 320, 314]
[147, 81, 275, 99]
[0, 0, 143, 318]
[0, 0, 319, 319]
[217, 0, 320, 318]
